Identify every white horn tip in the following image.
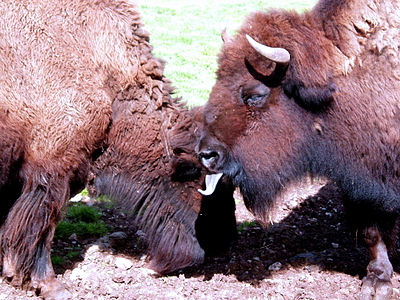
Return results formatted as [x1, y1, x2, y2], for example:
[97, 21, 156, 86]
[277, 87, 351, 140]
[245, 34, 290, 64]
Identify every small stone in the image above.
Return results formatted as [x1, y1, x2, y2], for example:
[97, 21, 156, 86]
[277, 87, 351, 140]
[304, 265, 320, 272]
[291, 252, 319, 264]
[331, 242, 339, 248]
[138, 267, 157, 276]
[70, 194, 83, 202]
[68, 233, 77, 241]
[268, 262, 282, 271]
[109, 231, 128, 248]
[136, 230, 146, 238]
[140, 254, 148, 262]
[112, 274, 126, 283]
[109, 232, 127, 240]
[86, 245, 100, 255]
[115, 257, 133, 270]
[70, 268, 85, 281]
[288, 200, 298, 209]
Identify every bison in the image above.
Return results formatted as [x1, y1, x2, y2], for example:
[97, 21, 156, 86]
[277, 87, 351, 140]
[0, 1, 236, 298]
[197, 0, 400, 298]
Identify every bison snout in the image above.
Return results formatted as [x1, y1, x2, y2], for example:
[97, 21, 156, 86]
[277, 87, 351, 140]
[199, 149, 220, 168]
[196, 134, 228, 172]
[197, 145, 227, 172]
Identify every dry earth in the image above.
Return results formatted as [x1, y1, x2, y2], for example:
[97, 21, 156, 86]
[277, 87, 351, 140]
[1, 179, 400, 299]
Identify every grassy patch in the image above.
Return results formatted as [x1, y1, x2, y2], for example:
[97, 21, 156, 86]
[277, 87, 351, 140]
[55, 220, 108, 239]
[237, 220, 258, 232]
[55, 204, 108, 239]
[65, 251, 82, 260]
[97, 194, 116, 209]
[66, 204, 102, 223]
[51, 255, 65, 266]
[80, 188, 89, 197]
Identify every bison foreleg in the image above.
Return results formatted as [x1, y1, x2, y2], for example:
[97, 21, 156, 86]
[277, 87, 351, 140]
[359, 225, 393, 300]
[0, 173, 71, 299]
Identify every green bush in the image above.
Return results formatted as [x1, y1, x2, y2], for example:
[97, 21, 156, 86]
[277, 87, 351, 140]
[66, 251, 81, 260]
[55, 220, 108, 239]
[55, 204, 108, 239]
[237, 220, 258, 232]
[51, 255, 65, 265]
[66, 204, 101, 223]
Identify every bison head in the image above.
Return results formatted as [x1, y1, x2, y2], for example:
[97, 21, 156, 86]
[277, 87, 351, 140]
[88, 82, 237, 273]
[197, 10, 338, 221]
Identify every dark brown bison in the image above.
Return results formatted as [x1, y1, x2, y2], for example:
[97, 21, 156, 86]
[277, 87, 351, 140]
[197, 0, 400, 298]
[0, 1, 236, 298]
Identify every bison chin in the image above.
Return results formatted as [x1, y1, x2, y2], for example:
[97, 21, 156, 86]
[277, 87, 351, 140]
[198, 141, 279, 223]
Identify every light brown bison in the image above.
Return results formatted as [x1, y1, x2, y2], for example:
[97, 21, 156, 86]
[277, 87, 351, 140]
[197, 0, 400, 298]
[0, 1, 236, 298]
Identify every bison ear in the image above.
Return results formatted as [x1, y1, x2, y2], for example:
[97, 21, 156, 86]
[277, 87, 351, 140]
[282, 65, 337, 112]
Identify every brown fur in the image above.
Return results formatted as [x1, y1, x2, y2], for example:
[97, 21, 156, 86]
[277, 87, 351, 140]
[0, 0, 236, 297]
[198, 0, 400, 296]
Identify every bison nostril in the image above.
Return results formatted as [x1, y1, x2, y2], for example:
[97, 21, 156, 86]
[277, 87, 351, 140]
[200, 150, 219, 161]
[199, 150, 220, 168]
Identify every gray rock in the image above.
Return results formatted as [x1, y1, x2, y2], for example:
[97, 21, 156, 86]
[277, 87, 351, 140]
[268, 262, 282, 271]
[109, 231, 128, 248]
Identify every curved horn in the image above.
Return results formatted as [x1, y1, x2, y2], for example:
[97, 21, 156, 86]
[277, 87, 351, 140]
[246, 35, 290, 64]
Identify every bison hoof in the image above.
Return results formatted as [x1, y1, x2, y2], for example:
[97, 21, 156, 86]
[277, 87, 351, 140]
[39, 278, 72, 300]
[359, 275, 392, 300]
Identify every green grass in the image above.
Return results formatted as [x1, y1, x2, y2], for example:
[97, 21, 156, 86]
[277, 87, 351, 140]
[237, 220, 258, 232]
[55, 204, 108, 239]
[139, 0, 317, 107]
[51, 255, 65, 266]
[65, 251, 82, 260]
[66, 204, 102, 223]
[55, 220, 108, 239]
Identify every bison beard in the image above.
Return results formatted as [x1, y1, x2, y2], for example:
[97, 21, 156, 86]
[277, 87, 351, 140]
[0, 1, 237, 298]
[197, 0, 400, 298]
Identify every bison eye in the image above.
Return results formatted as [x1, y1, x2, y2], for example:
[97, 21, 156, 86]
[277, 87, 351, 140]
[240, 84, 270, 107]
[243, 94, 268, 107]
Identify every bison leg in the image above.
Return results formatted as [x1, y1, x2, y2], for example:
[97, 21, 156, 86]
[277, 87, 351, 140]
[359, 225, 393, 300]
[0, 128, 24, 225]
[1, 172, 72, 299]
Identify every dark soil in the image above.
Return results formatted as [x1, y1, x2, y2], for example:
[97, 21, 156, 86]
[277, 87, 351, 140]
[1, 179, 400, 299]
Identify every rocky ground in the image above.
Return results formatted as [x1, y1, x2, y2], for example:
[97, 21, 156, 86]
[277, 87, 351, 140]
[1, 179, 400, 299]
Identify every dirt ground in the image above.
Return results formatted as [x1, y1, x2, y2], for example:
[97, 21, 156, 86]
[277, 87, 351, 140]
[1, 179, 400, 299]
